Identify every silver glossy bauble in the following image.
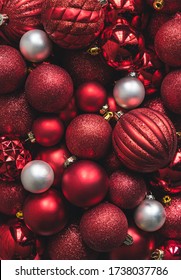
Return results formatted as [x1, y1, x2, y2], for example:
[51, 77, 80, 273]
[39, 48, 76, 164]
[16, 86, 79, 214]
[21, 160, 54, 193]
[19, 29, 52, 62]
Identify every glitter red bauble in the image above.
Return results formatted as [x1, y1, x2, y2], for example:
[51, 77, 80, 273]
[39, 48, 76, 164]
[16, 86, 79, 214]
[59, 97, 78, 126]
[62, 160, 109, 208]
[75, 82, 107, 113]
[36, 144, 70, 186]
[147, 12, 171, 41]
[25, 63, 73, 113]
[80, 203, 128, 252]
[66, 114, 112, 160]
[143, 97, 168, 117]
[146, 0, 181, 14]
[41, 0, 105, 49]
[103, 149, 123, 175]
[154, 17, 181, 67]
[0, 136, 32, 181]
[32, 115, 64, 147]
[0, 181, 27, 216]
[0, 0, 43, 43]
[48, 223, 97, 260]
[160, 240, 181, 260]
[161, 70, 181, 115]
[170, 148, 181, 172]
[109, 170, 147, 209]
[0, 45, 27, 95]
[23, 189, 68, 236]
[112, 108, 177, 173]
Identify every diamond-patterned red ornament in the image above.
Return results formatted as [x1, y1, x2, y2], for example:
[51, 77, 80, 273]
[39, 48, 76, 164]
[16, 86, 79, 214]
[0, 136, 32, 181]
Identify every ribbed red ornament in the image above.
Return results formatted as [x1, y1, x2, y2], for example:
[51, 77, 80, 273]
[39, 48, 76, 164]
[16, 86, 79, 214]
[112, 108, 177, 172]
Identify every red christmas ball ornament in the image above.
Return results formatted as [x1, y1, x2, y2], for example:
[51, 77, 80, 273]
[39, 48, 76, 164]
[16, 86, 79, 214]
[109, 170, 147, 209]
[36, 145, 70, 186]
[107, 96, 122, 112]
[103, 149, 123, 175]
[100, 19, 145, 70]
[161, 70, 181, 115]
[146, 0, 181, 14]
[170, 148, 181, 171]
[48, 223, 97, 260]
[80, 203, 128, 252]
[31, 115, 64, 147]
[112, 108, 177, 172]
[76, 82, 107, 113]
[62, 160, 109, 208]
[59, 97, 78, 126]
[160, 240, 181, 260]
[147, 12, 171, 41]
[143, 97, 168, 117]
[25, 63, 73, 113]
[154, 17, 181, 67]
[0, 45, 27, 95]
[23, 189, 68, 236]
[0, 0, 43, 43]
[42, 0, 105, 49]
[0, 136, 32, 181]
[66, 114, 112, 160]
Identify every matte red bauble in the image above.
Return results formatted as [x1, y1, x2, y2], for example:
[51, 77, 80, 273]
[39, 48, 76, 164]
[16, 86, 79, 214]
[23, 189, 68, 236]
[66, 114, 112, 160]
[42, 0, 105, 49]
[146, 0, 181, 14]
[32, 115, 64, 147]
[0, 45, 26, 95]
[80, 203, 128, 252]
[25, 64, 73, 113]
[0, 136, 32, 181]
[62, 160, 109, 208]
[113, 108, 177, 172]
[36, 145, 70, 186]
[48, 223, 97, 260]
[59, 97, 78, 126]
[160, 240, 181, 260]
[0, 0, 43, 43]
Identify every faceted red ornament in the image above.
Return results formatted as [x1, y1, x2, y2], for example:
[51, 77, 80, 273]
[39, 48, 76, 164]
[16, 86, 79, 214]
[0, 136, 32, 181]
[109, 0, 144, 13]
[42, 0, 105, 49]
[160, 240, 181, 260]
[170, 148, 181, 171]
[100, 19, 145, 70]
[112, 108, 177, 172]
[0, 0, 43, 44]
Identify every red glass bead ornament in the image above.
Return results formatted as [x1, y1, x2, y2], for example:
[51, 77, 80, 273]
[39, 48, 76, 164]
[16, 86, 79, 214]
[160, 240, 181, 260]
[109, 0, 144, 13]
[59, 97, 78, 126]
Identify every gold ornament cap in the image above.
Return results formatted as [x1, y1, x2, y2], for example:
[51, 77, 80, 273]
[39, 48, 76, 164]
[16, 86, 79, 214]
[151, 249, 164, 260]
[153, 0, 164, 10]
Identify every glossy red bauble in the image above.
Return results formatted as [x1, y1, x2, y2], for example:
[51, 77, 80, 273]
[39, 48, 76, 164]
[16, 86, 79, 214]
[160, 240, 181, 260]
[59, 97, 78, 126]
[103, 149, 123, 175]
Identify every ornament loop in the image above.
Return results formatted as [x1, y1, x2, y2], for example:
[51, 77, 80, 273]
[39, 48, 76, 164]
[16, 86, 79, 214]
[151, 249, 164, 260]
[123, 234, 134, 246]
[0, 14, 9, 26]
[146, 192, 155, 200]
[153, 0, 164, 11]
[16, 211, 24, 220]
[64, 156, 77, 168]
[162, 195, 171, 206]
[26, 131, 36, 143]
[114, 110, 124, 121]
[103, 111, 114, 121]
[87, 45, 101, 56]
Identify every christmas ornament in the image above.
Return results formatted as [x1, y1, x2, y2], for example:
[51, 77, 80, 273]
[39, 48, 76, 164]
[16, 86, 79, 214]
[25, 63, 73, 112]
[0, 0, 43, 43]
[0, 45, 26, 95]
[0, 136, 32, 181]
[23, 189, 68, 236]
[108, 0, 144, 14]
[109, 170, 147, 209]
[21, 160, 54, 194]
[0, 181, 27, 216]
[80, 202, 128, 252]
[147, 12, 171, 41]
[154, 17, 181, 67]
[48, 223, 97, 260]
[62, 160, 109, 208]
[30, 115, 64, 147]
[113, 74, 145, 109]
[170, 148, 181, 171]
[59, 97, 78, 126]
[103, 149, 123, 175]
[159, 240, 181, 260]
[143, 97, 168, 117]
[161, 70, 181, 115]
[146, 0, 181, 14]
[76, 82, 107, 113]
[20, 29, 52, 62]
[66, 114, 112, 160]
[134, 195, 166, 232]
[42, 0, 105, 49]
[112, 108, 177, 172]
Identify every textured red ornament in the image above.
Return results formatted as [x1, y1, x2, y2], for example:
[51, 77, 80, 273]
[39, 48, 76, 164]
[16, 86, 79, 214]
[147, 12, 171, 41]
[66, 114, 112, 160]
[146, 0, 181, 14]
[23, 189, 69, 236]
[110, 223, 155, 259]
[0, 220, 43, 260]
[0, 0, 43, 43]
[160, 240, 181, 260]
[42, 0, 105, 49]
[112, 108, 177, 172]
[143, 97, 168, 117]
[103, 149, 123, 175]
[0, 181, 27, 215]
[161, 70, 181, 115]
[0, 45, 27, 95]
[25, 63, 73, 113]
[80, 203, 128, 252]
[154, 17, 181, 67]
[0, 136, 31, 181]
[109, 170, 147, 209]
[75, 82, 107, 113]
[32, 115, 64, 147]
[100, 19, 145, 70]
[36, 145, 70, 186]
[59, 97, 78, 126]
[62, 160, 109, 208]
[48, 223, 97, 260]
